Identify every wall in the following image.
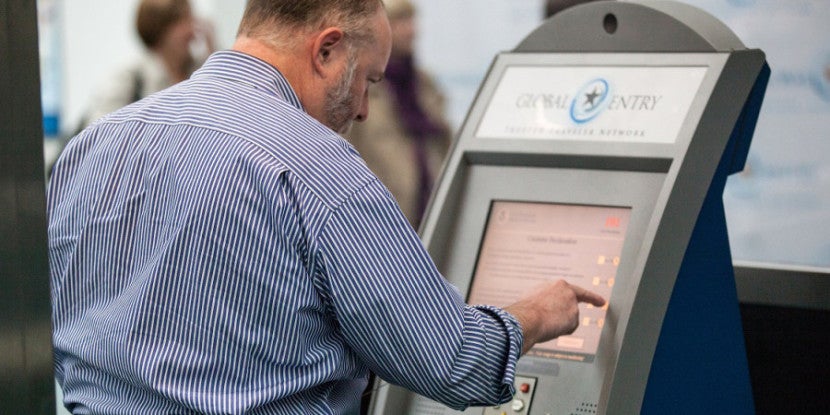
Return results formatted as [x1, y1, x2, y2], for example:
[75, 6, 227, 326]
[414, 0, 546, 129]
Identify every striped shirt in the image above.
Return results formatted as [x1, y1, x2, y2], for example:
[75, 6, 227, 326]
[48, 51, 523, 415]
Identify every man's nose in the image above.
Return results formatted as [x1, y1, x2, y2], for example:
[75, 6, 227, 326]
[355, 89, 370, 122]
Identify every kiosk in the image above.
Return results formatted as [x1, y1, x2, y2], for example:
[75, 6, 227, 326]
[369, 1, 768, 414]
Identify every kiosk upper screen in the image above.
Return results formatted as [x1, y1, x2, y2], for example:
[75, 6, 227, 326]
[467, 200, 631, 362]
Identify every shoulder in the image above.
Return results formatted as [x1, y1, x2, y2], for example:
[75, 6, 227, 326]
[172, 77, 379, 210]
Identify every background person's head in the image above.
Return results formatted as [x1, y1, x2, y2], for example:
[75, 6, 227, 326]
[136, 0, 195, 62]
[383, 0, 416, 58]
[236, 0, 391, 134]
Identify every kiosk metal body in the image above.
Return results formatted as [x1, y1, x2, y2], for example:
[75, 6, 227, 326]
[370, 1, 768, 414]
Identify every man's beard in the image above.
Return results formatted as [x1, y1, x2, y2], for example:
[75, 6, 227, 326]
[324, 53, 358, 134]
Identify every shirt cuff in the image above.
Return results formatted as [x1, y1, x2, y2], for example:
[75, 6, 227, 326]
[474, 304, 525, 400]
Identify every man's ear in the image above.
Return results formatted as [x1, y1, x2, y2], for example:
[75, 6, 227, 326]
[312, 27, 347, 78]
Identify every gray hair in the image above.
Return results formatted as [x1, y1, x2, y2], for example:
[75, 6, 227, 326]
[238, 0, 383, 49]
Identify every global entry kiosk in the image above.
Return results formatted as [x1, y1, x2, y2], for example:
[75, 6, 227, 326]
[370, 1, 769, 414]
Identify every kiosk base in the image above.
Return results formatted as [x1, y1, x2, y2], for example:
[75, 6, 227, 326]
[643, 192, 755, 414]
[643, 63, 770, 414]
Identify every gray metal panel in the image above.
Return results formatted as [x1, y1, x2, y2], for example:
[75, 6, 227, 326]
[734, 262, 830, 311]
[605, 49, 765, 414]
[374, 165, 667, 415]
[0, 0, 56, 413]
[517, 0, 743, 53]
[420, 52, 731, 253]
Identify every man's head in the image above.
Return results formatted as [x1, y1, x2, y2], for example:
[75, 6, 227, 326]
[235, 0, 392, 134]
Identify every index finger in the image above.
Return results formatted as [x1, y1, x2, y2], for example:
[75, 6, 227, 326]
[571, 284, 606, 307]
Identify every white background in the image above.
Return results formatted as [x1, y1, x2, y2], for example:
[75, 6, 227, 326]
[56, 0, 246, 130]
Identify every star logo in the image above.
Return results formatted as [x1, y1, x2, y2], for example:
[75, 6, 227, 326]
[570, 79, 611, 124]
[584, 87, 602, 109]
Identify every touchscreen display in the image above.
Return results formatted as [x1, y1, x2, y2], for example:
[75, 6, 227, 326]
[467, 200, 631, 362]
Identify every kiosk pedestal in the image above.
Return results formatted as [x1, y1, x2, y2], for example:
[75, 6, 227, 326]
[370, 1, 769, 414]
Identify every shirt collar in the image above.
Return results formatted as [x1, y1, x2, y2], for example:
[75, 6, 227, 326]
[191, 50, 305, 111]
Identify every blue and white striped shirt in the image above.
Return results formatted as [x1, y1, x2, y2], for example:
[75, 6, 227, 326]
[48, 51, 523, 414]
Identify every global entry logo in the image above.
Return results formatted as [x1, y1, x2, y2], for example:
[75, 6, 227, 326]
[570, 78, 611, 124]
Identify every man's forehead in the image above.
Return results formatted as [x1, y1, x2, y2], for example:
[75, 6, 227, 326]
[364, 8, 392, 71]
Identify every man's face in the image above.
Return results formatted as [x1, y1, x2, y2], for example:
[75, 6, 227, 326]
[324, 52, 358, 134]
[322, 8, 392, 134]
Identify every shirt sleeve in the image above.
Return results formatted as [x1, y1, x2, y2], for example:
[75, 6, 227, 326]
[313, 179, 524, 410]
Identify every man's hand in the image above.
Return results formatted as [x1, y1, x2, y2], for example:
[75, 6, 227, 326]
[504, 280, 606, 354]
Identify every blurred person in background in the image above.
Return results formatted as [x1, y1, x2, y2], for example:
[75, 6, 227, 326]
[80, 0, 215, 127]
[345, 0, 452, 230]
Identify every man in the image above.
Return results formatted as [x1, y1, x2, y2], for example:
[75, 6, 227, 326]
[48, 1, 604, 414]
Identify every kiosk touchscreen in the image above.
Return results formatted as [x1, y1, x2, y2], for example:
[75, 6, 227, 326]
[468, 201, 630, 363]
[369, 1, 768, 414]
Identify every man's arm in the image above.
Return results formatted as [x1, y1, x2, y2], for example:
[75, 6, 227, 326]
[315, 180, 607, 409]
[316, 181, 522, 409]
[505, 280, 606, 354]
